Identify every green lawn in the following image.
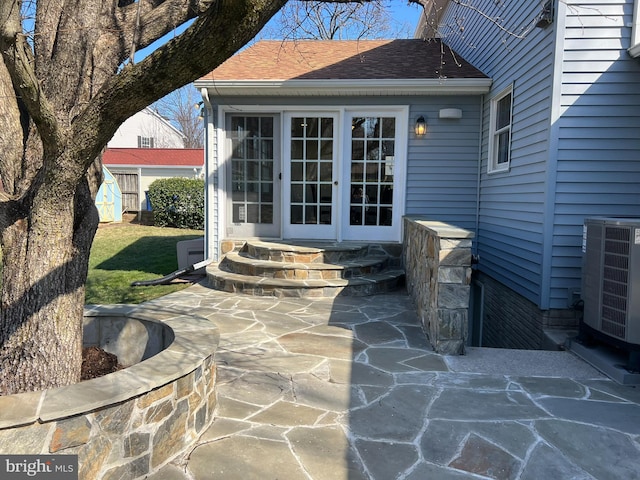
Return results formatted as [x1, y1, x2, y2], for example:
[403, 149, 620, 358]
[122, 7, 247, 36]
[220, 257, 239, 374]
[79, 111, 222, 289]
[86, 224, 204, 304]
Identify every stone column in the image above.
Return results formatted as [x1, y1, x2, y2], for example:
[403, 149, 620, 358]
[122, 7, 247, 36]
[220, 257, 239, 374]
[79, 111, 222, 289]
[403, 217, 474, 354]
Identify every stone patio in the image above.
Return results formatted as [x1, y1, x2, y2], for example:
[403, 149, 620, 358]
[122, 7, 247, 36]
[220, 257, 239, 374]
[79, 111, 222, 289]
[146, 283, 640, 480]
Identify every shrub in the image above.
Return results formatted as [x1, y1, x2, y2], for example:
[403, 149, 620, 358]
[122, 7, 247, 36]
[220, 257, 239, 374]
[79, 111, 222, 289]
[147, 178, 204, 230]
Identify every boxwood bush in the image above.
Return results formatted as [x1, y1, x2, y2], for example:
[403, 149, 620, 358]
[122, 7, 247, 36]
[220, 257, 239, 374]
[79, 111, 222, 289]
[147, 178, 204, 230]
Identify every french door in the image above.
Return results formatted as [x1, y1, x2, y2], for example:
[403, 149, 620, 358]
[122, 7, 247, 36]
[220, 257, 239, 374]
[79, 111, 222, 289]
[283, 113, 339, 239]
[225, 109, 406, 242]
[342, 111, 405, 241]
[226, 114, 280, 238]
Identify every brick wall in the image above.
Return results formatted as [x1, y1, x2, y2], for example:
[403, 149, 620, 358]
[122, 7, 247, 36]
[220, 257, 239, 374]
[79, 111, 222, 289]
[474, 271, 579, 349]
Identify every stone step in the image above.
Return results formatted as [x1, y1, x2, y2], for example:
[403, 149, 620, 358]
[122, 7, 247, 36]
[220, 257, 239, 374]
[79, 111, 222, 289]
[206, 264, 405, 298]
[220, 251, 389, 280]
[245, 240, 371, 264]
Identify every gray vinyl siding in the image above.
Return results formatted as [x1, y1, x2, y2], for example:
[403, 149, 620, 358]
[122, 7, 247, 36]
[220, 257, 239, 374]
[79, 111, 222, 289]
[405, 98, 482, 230]
[439, 1, 556, 307]
[552, 0, 640, 309]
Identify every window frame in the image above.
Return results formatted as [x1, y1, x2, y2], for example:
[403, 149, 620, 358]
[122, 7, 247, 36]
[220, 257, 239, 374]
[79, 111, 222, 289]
[138, 136, 154, 148]
[487, 85, 513, 174]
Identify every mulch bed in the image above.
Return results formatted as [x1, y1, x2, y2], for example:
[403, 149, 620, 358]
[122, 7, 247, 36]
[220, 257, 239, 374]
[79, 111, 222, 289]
[81, 346, 124, 380]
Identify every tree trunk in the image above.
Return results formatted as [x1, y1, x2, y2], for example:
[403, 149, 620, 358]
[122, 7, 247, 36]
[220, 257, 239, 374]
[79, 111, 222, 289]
[0, 168, 99, 395]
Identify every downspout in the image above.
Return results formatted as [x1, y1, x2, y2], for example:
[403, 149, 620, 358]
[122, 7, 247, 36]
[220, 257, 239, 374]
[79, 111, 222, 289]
[540, 0, 567, 310]
[474, 95, 484, 259]
[137, 167, 142, 222]
[200, 87, 216, 263]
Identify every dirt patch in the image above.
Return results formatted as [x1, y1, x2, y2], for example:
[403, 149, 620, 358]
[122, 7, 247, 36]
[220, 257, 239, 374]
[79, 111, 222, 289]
[81, 346, 124, 380]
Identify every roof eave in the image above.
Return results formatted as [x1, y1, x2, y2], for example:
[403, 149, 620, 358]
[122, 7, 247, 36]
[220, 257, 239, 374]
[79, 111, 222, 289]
[194, 78, 492, 97]
[103, 163, 203, 168]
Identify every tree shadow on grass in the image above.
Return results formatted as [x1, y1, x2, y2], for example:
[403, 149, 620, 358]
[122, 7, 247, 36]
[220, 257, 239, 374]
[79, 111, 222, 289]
[94, 234, 203, 276]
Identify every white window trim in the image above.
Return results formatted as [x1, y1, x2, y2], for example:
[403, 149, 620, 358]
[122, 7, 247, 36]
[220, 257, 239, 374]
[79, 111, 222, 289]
[487, 85, 513, 174]
[630, 0, 640, 57]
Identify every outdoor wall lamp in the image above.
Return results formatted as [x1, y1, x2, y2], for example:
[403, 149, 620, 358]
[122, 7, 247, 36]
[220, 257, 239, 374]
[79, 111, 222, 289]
[414, 116, 427, 136]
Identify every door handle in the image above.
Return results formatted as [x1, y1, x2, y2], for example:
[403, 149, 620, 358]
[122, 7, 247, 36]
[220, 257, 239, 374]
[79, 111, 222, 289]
[334, 181, 338, 185]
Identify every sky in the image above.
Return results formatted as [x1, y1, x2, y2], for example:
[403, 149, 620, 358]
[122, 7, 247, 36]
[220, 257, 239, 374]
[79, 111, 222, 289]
[386, 1, 423, 37]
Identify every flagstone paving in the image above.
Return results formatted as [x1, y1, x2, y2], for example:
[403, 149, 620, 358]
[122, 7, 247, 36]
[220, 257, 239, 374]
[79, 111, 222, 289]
[147, 283, 640, 480]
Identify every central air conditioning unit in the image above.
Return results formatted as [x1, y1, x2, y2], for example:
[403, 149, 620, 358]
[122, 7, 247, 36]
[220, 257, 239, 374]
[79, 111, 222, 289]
[581, 218, 640, 354]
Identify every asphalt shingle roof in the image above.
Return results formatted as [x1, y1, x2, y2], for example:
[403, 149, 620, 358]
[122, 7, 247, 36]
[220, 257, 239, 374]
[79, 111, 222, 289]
[200, 39, 486, 82]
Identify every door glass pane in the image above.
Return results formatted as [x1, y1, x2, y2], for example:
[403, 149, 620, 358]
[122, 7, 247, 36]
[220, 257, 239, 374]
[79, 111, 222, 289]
[351, 162, 364, 182]
[291, 117, 305, 137]
[319, 206, 332, 225]
[261, 161, 273, 181]
[321, 118, 333, 137]
[262, 205, 273, 223]
[261, 183, 273, 203]
[230, 116, 275, 224]
[291, 140, 304, 160]
[382, 118, 395, 137]
[307, 140, 319, 160]
[305, 205, 317, 224]
[246, 117, 259, 136]
[261, 117, 274, 137]
[247, 161, 259, 181]
[291, 162, 303, 181]
[319, 184, 332, 203]
[306, 117, 319, 136]
[291, 205, 303, 224]
[319, 162, 332, 182]
[350, 116, 395, 227]
[352, 140, 364, 160]
[247, 204, 259, 223]
[305, 162, 318, 181]
[290, 116, 334, 226]
[352, 118, 365, 138]
[261, 140, 273, 160]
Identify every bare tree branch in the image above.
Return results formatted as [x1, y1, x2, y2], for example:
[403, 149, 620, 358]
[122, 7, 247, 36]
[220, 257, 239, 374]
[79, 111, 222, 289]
[115, 0, 203, 61]
[267, 0, 395, 40]
[1, 0, 63, 156]
[153, 86, 204, 148]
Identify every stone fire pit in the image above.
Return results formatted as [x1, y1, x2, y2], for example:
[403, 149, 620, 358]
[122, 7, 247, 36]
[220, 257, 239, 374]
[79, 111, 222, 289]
[0, 304, 219, 480]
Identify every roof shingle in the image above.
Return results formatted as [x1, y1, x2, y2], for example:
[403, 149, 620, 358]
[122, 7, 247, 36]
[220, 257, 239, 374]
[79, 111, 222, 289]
[200, 39, 486, 82]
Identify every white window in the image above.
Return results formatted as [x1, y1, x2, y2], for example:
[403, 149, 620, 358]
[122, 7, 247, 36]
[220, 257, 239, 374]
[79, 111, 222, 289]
[137, 136, 154, 148]
[488, 86, 513, 173]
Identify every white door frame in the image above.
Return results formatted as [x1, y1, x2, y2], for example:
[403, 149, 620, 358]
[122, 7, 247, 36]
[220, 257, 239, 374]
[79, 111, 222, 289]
[215, 105, 407, 244]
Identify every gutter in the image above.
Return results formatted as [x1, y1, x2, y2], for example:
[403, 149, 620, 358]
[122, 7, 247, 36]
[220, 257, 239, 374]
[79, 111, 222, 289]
[193, 78, 492, 97]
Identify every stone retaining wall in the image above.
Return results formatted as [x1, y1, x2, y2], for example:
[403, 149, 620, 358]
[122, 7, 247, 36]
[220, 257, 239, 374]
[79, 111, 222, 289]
[403, 217, 474, 354]
[0, 305, 219, 480]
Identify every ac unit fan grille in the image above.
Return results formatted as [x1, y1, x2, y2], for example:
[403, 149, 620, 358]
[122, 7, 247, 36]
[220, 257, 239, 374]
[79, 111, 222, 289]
[600, 226, 630, 339]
